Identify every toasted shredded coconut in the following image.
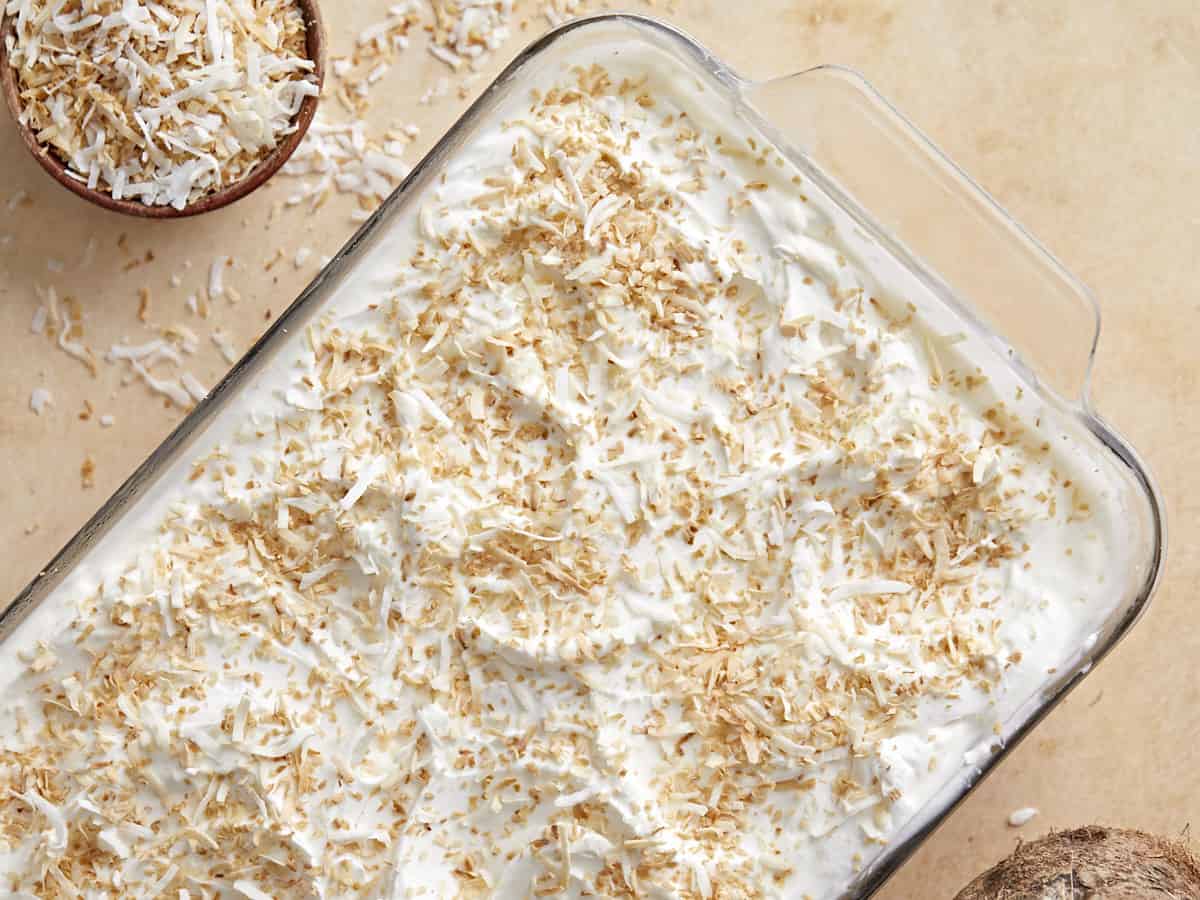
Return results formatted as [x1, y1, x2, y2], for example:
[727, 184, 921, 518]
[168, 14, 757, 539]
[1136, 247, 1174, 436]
[5, 0, 319, 209]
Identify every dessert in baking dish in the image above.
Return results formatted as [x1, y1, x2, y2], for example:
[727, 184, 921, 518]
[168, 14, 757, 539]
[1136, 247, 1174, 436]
[0, 37, 1125, 900]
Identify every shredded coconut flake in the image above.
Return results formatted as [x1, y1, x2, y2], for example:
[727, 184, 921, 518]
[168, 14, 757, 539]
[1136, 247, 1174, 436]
[1008, 807, 1039, 827]
[282, 115, 412, 217]
[212, 330, 238, 364]
[233, 880, 275, 900]
[29, 387, 53, 415]
[181, 371, 209, 402]
[131, 361, 192, 408]
[209, 258, 228, 300]
[340, 457, 386, 511]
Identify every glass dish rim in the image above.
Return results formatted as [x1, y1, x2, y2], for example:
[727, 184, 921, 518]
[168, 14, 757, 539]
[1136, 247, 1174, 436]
[1, 12, 1166, 899]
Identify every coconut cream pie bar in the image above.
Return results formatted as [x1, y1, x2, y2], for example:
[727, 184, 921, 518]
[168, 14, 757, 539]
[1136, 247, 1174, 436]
[0, 34, 1125, 900]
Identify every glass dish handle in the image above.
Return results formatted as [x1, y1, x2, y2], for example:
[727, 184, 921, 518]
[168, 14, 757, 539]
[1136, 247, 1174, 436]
[741, 66, 1101, 405]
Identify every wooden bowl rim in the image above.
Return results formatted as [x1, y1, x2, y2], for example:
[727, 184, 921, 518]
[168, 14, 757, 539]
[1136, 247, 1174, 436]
[0, 0, 325, 219]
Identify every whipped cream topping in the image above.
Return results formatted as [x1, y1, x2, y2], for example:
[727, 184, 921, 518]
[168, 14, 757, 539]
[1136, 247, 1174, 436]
[0, 32, 1126, 900]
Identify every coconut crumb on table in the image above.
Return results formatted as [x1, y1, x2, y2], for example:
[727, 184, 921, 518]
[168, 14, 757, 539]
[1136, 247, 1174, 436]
[209, 257, 230, 300]
[211, 329, 238, 364]
[1008, 807, 1040, 827]
[79, 455, 95, 489]
[28, 387, 52, 415]
[6, 190, 29, 212]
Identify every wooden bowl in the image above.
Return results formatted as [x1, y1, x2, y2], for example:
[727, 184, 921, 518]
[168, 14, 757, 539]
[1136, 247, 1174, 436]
[0, 1, 325, 219]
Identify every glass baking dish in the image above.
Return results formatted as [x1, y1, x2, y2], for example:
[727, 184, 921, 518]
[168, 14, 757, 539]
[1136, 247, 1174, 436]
[1, 13, 1164, 899]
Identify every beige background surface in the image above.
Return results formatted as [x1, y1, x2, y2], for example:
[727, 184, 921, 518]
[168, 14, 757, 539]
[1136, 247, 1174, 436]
[0, 1, 1196, 896]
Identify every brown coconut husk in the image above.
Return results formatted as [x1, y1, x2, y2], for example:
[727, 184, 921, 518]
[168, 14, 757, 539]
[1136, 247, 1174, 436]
[954, 826, 1200, 899]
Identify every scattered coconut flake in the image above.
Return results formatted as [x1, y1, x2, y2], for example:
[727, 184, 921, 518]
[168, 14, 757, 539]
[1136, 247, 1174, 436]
[165, 324, 201, 354]
[294, 247, 313, 268]
[99, 414, 115, 428]
[1008, 807, 1039, 827]
[57, 320, 99, 376]
[419, 76, 451, 106]
[181, 372, 209, 403]
[79, 236, 98, 270]
[131, 361, 192, 408]
[107, 339, 183, 368]
[282, 115, 412, 217]
[80, 455, 96, 489]
[544, 0, 582, 26]
[429, 44, 464, 70]
[30, 305, 47, 335]
[427, 0, 512, 72]
[29, 388, 53, 415]
[209, 258, 228, 300]
[212, 330, 238, 365]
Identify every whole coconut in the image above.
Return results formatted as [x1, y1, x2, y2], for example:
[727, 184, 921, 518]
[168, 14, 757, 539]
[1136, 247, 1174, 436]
[955, 826, 1200, 899]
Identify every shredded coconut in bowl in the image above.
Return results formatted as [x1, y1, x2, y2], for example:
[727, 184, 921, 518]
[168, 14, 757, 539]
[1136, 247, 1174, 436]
[3, 0, 320, 210]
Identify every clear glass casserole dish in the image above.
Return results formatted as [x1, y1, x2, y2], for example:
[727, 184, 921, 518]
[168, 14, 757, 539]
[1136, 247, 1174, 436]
[0, 13, 1164, 899]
